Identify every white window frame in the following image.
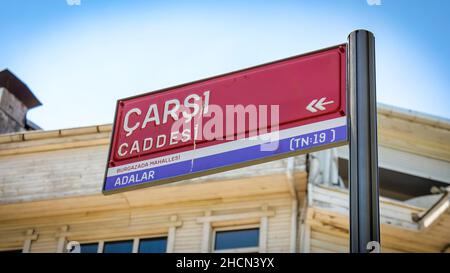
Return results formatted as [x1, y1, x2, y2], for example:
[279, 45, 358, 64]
[75, 234, 169, 253]
[198, 205, 274, 253]
[133, 235, 169, 253]
[212, 224, 260, 253]
[66, 214, 180, 253]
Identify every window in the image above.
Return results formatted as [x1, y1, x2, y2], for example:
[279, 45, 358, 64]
[79, 243, 99, 253]
[138, 237, 167, 253]
[214, 228, 259, 252]
[75, 236, 168, 253]
[103, 240, 133, 253]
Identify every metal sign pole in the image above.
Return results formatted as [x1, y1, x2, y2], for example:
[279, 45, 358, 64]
[348, 29, 381, 253]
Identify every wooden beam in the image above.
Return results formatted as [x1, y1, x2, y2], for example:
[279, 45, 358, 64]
[197, 209, 275, 223]
[201, 211, 212, 253]
[55, 225, 69, 253]
[22, 229, 38, 253]
[259, 205, 269, 253]
[166, 215, 179, 253]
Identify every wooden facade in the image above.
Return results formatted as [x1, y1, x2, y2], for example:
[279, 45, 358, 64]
[0, 104, 449, 253]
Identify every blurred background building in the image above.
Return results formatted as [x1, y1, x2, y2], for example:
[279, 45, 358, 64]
[0, 70, 449, 253]
[0, 69, 41, 134]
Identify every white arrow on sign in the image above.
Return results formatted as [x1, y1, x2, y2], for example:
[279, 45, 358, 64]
[306, 97, 334, 113]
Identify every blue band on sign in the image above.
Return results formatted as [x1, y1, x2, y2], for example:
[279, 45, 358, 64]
[104, 125, 347, 191]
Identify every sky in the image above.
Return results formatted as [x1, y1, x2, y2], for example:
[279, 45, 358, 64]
[0, 0, 449, 130]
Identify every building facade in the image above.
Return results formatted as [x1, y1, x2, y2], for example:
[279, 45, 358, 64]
[0, 101, 449, 253]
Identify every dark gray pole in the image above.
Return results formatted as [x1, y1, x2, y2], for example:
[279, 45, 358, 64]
[347, 30, 380, 253]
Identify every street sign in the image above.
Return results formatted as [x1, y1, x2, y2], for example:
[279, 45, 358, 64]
[103, 45, 347, 194]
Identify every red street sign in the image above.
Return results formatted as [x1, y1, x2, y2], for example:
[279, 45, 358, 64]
[103, 44, 347, 194]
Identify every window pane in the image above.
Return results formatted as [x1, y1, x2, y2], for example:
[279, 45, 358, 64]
[214, 228, 259, 250]
[80, 243, 98, 253]
[103, 240, 133, 253]
[138, 237, 167, 253]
